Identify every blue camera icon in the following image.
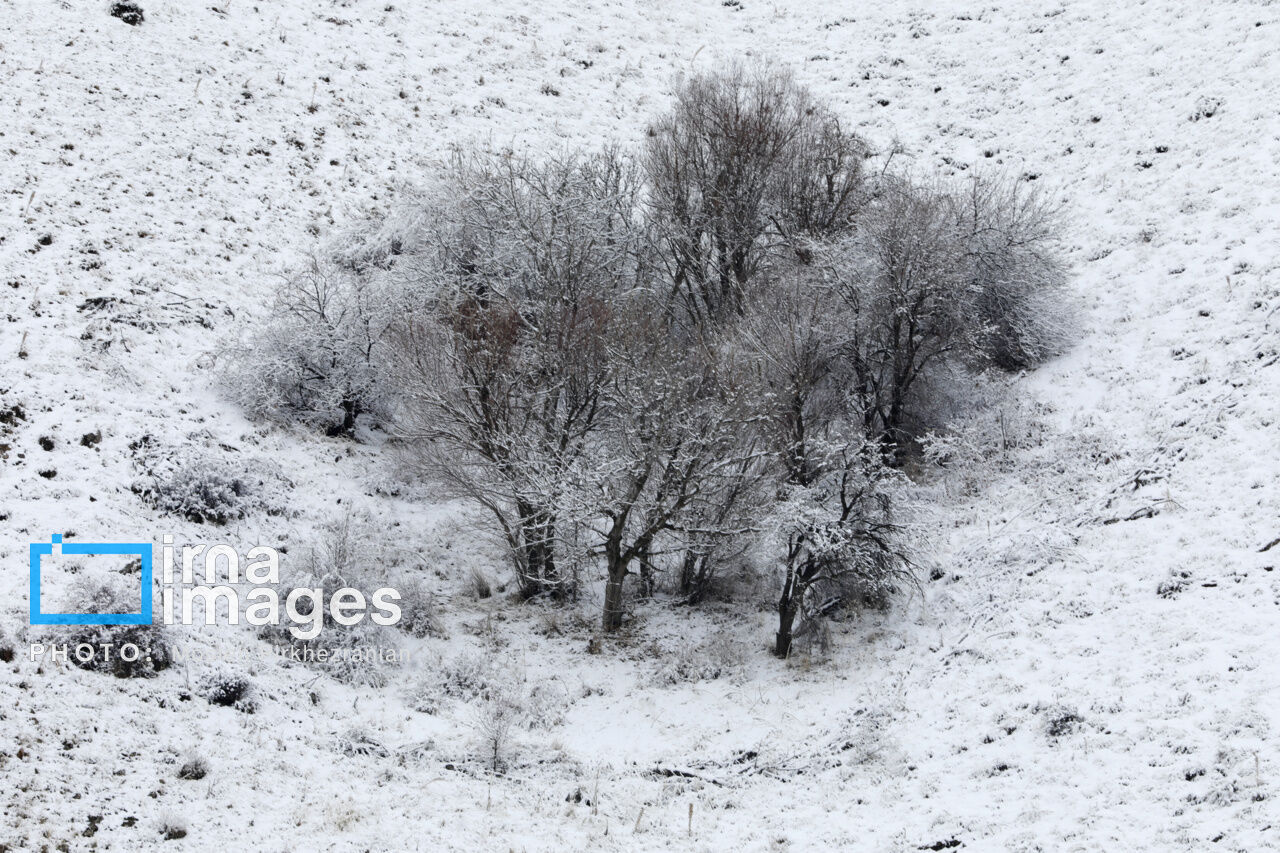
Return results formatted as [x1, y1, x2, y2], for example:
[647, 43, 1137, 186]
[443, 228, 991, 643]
[29, 534, 153, 626]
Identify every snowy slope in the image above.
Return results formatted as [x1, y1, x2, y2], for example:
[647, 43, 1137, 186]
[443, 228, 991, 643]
[2, 0, 1278, 850]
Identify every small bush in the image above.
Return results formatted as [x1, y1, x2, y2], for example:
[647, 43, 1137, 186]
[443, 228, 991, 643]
[176, 755, 209, 780]
[258, 513, 407, 687]
[132, 446, 285, 526]
[49, 577, 172, 678]
[406, 652, 568, 728]
[222, 259, 404, 436]
[1039, 704, 1083, 739]
[466, 567, 492, 600]
[406, 653, 494, 714]
[651, 633, 745, 686]
[199, 670, 257, 713]
[395, 575, 446, 639]
[473, 685, 521, 773]
[336, 726, 389, 758]
[109, 2, 144, 25]
[158, 815, 186, 841]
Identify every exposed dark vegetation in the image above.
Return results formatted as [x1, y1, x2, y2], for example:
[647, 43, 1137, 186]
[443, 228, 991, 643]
[108, 2, 144, 26]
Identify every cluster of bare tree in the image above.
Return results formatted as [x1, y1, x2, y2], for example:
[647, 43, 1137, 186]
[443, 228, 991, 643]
[235, 64, 1067, 657]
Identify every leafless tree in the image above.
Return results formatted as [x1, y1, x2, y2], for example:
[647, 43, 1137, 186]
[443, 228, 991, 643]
[738, 265, 914, 657]
[953, 175, 1070, 370]
[766, 438, 913, 658]
[389, 149, 650, 599]
[645, 64, 869, 324]
[821, 178, 975, 452]
[223, 258, 402, 436]
[572, 314, 766, 631]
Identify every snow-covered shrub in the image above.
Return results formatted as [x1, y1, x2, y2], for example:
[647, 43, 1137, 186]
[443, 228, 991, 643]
[651, 633, 745, 686]
[465, 567, 492, 601]
[405, 653, 493, 714]
[258, 513, 408, 687]
[222, 258, 405, 436]
[48, 576, 172, 678]
[1037, 703, 1084, 740]
[472, 684, 522, 772]
[158, 814, 187, 841]
[394, 575, 446, 639]
[176, 754, 209, 780]
[319, 623, 400, 688]
[953, 175, 1071, 371]
[199, 669, 257, 713]
[335, 726, 390, 758]
[407, 652, 568, 732]
[131, 443, 287, 526]
[109, 2, 144, 26]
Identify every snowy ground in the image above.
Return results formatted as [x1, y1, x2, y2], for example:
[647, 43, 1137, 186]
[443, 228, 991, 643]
[2, 0, 1279, 849]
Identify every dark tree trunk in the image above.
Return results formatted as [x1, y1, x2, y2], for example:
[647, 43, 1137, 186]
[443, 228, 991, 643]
[775, 590, 802, 658]
[515, 501, 559, 599]
[602, 564, 626, 632]
[678, 550, 698, 597]
[678, 550, 711, 604]
[326, 399, 359, 437]
[775, 552, 808, 658]
[636, 542, 655, 598]
[602, 528, 627, 632]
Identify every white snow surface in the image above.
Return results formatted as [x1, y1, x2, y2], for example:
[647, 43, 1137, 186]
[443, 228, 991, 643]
[2, 0, 1279, 849]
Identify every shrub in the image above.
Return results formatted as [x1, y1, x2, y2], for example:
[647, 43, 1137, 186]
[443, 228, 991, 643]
[466, 567, 492, 601]
[650, 633, 744, 686]
[395, 575, 446, 639]
[199, 670, 257, 713]
[257, 513, 407, 687]
[473, 684, 522, 773]
[953, 175, 1070, 371]
[407, 653, 567, 729]
[176, 755, 209, 780]
[131, 445, 286, 525]
[49, 576, 172, 678]
[109, 2, 144, 25]
[336, 726, 390, 758]
[222, 259, 404, 436]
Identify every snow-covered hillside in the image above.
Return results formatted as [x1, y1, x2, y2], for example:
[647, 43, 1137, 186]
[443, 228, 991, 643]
[2, 0, 1278, 849]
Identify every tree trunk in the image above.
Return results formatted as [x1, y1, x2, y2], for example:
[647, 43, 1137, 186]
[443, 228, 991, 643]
[775, 569, 803, 658]
[602, 534, 627, 632]
[602, 566, 626, 632]
[678, 550, 698, 598]
[514, 502, 558, 599]
[775, 597, 801, 658]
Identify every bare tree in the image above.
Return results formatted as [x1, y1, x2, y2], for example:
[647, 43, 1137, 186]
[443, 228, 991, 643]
[954, 175, 1070, 370]
[645, 64, 868, 324]
[736, 254, 921, 657]
[767, 437, 913, 658]
[389, 149, 649, 598]
[223, 258, 402, 436]
[820, 178, 974, 452]
[567, 307, 765, 631]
